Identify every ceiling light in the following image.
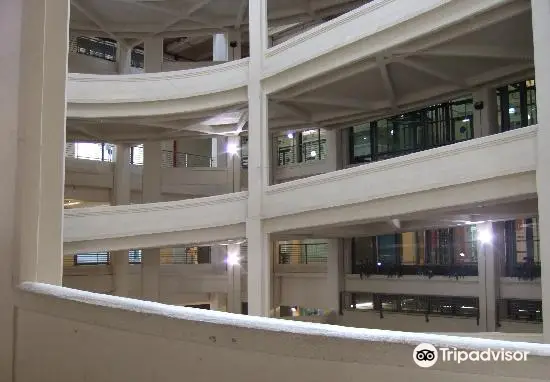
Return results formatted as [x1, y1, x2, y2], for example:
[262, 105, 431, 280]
[310, 150, 317, 157]
[462, 118, 470, 123]
[459, 252, 465, 257]
[287, 132, 294, 139]
[509, 107, 516, 114]
[226, 251, 240, 266]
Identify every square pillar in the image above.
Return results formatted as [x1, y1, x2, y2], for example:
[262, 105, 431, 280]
[227, 136, 241, 192]
[111, 251, 130, 297]
[246, 222, 273, 316]
[117, 41, 132, 74]
[144, 37, 163, 73]
[1, 0, 70, 375]
[325, 129, 343, 172]
[477, 222, 501, 332]
[473, 87, 499, 138]
[141, 248, 160, 301]
[532, 0, 550, 343]
[326, 239, 344, 321]
[113, 144, 132, 205]
[210, 293, 228, 312]
[246, 0, 270, 317]
[142, 141, 162, 203]
[227, 244, 242, 313]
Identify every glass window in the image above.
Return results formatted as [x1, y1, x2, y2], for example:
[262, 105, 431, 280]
[497, 79, 537, 131]
[350, 98, 473, 164]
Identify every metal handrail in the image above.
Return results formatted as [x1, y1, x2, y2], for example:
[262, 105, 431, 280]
[354, 261, 479, 278]
[278, 243, 328, 264]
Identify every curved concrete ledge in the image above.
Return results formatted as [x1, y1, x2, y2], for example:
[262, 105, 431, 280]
[263, 0, 522, 93]
[67, 59, 249, 118]
[14, 282, 550, 381]
[263, 126, 538, 227]
[63, 192, 248, 251]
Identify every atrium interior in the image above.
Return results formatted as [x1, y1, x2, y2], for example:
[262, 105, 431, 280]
[1, 0, 550, 380]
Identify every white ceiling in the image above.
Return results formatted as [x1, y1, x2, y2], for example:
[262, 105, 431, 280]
[67, 4, 535, 143]
[69, 0, 369, 38]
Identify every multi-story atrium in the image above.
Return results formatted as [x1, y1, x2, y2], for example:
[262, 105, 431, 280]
[2, 0, 550, 380]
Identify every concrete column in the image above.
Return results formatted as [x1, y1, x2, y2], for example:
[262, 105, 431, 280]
[1, 0, 70, 375]
[142, 142, 162, 203]
[227, 136, 241, 193]
[144, 37, 163, 73]
[247, 0, 271, 317]
[113, 144, 131, 205]
[477, 222, 500, 332]
[141, 248, 160, 301]
[325, 129, 343, 172]
[117, 41, 132, 74]
[210, 293, 228, 311]
[326, 239, 344, 320]
[211, 245, 228, 274]
[141, 143, 162, 300]
[532, 0, 550, 343]
[112, 144, 132, 296]
[473, 87, 499, 138]
[227, 244, 242, 313]
[111, 251, 130, 297]
[211, 137, 219, 167]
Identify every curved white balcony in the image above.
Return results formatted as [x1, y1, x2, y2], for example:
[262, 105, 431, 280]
[263, 126, 538, 233]
[67, 59, 249, 119]
[14, 282, 550, 381]
[63, 192, 248, 254]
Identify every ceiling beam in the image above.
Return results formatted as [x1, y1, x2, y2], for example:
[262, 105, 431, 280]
[235, 0, 248, 30]
[377, 57, 397, 112]
[397, 57, 467, 88]
[275, 96, 370, 111]
[71, 0, 120, 43]
[280, 61, 377, 98]
[413, 45, 534, 61]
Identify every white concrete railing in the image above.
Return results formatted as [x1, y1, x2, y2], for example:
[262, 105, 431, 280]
[263, 126, 537, 231]
[66, 58, 249, 118]
[63, 192, 248, 253]
[13, 282, 550, 381]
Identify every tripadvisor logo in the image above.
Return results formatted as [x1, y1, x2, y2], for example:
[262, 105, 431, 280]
[413, 343, 529, 368]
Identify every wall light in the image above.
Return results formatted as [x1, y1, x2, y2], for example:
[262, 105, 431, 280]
[478, 229, 492, 244]
[227, 143, 239, 156]
[226, 251, 240, 266]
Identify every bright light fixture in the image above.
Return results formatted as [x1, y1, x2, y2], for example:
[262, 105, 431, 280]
[227, 143, 239, 155]
[64, 200, 81, 207]
[509, 107, 516, 114]
[227, 251, 240, 266]
[478, 229, 492, 244]
[310, 150, 317, 157]
[287, 132, 294, 139]
[459, 252, 465, 257]
[462, 118, 470, 123]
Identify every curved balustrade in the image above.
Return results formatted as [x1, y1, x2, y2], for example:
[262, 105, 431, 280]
[263, 126, 538, 232]
[63, 192, 248, 253]
[13, 282, 550, 381]
[67, 58, 249, 118]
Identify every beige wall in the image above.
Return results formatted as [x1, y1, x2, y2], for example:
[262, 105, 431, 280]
[13, 284, 550, 382]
